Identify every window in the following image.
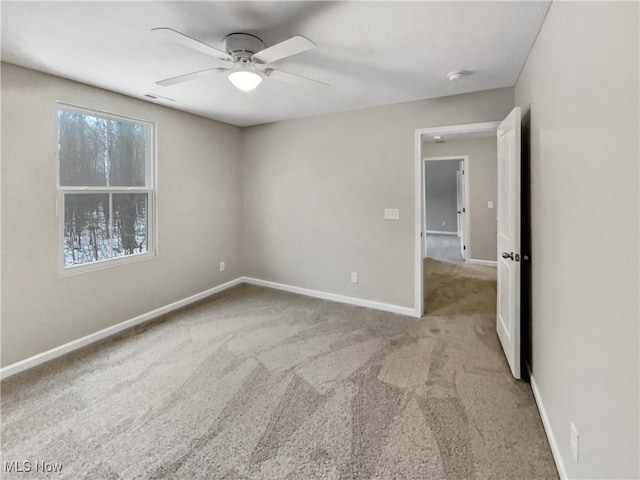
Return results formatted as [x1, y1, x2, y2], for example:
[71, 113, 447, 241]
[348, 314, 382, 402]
[57, 104, 155, 273]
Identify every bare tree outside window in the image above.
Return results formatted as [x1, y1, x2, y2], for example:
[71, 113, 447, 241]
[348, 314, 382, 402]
[58, 107, 154, 270]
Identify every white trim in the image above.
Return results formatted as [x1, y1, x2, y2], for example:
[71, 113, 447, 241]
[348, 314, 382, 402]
[56, 101, 157, 126]
[414, 129, 424, 317]
[468, 258, 497, 267]
[56, 103, 158, 277]
[530, 374, 567, 480]
[422, 155, 467, 162]
[415, 121, 500, 318]
[242, 277, 419, 318]
[0, 278, 244, 380]
[426, 230, 458, 236]
[57, 245, 157, 278]
[1, 276, 421, 380]
[420, 121, 501, 137]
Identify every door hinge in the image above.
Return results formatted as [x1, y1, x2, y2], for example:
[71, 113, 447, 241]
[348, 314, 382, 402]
[463, 207, 466, 213]
[463, 245, 466, 250]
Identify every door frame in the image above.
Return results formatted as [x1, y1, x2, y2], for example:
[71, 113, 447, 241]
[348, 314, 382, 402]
[422, 155, 470, 262]
[413, 121, 501, 316]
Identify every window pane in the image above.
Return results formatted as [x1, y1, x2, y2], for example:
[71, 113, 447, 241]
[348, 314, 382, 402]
[58, 110, 148, 187]
[108, 120, 147, 187]
[58, 111, 108, 186]
[112, 193, 148, 258]
[64, 194, 111, 266]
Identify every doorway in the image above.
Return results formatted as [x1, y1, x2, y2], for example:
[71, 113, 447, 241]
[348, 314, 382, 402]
[423, 156, 469, 264]
[414, 112, 527, 381]
[413, 121, 500, 317]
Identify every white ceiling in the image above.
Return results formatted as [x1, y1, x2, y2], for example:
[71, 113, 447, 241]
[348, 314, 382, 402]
[1, 1, 550, 127]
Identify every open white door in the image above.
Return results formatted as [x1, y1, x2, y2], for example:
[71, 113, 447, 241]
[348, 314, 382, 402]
[497, 107, 521, 379]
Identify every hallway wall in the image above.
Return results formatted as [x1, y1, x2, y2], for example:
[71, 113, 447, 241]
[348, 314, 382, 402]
[423, 137, 498, 262]
[424, 160, 459, 234]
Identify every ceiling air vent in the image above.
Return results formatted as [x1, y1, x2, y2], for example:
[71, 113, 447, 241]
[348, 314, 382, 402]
[144, 92, 175, 101]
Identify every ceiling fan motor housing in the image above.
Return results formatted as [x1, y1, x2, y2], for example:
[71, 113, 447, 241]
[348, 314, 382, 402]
[223, 33, 265, 60]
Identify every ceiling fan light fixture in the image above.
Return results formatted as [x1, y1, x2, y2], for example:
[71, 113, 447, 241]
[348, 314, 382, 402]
[153, 28, 326, 91]
[228, 62, 263, 92]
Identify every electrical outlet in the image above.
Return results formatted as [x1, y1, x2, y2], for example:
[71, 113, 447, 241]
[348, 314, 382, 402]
[350, 272, 358, 284]
[219, 262, 225, 272]
[570, 422, 579, 463]
[487, 201, 494, 209]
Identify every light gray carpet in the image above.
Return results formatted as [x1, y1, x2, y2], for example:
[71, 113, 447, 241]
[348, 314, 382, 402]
[1, 259, 557, 479]
[426, 234, 464, 263]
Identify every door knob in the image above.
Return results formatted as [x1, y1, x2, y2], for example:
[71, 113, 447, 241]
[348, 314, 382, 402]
[502, 252, 514, 260]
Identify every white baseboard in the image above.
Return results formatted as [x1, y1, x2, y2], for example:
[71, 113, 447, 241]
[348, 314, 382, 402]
[0, 278, 244, 381]
[468, 258, 497, 267]
[241, 277, 419, 318]
[426, 230, 458, 236]
[530, 374, 567, 480]
[1, 276, 419, 380]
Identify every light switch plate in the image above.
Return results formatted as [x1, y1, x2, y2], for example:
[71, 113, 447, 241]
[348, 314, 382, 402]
[487, 201, 494, 209]
[384, 208, 400, 220]
[350, 272, 358, 283]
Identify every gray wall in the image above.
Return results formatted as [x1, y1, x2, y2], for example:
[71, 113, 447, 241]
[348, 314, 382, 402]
[515, 2, 639, 478]
[241, 88, 514, 308]
[424, 160, 459, 233]
[1, 63, 243, 366]
[424, 137, 498, 261]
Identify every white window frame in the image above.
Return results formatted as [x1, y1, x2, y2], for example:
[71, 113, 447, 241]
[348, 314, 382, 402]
[56, 102, 157, 276]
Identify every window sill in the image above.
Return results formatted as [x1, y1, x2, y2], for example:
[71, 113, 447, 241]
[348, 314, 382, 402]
[58, 251, 157, 278]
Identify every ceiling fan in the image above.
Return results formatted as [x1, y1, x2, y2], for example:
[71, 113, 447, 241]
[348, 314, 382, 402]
[152, 28, 328, 92]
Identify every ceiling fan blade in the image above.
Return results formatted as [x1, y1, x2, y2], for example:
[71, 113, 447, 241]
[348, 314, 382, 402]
[264, 68, 328, 87]
[156, 68, 227, 87]
[152, 27, 233, 62]
[253, 35, 315, 64]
